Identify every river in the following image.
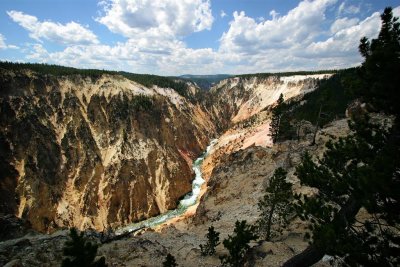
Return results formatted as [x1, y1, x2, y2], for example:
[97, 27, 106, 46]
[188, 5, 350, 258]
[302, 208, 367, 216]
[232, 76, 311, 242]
[115, 139, 218, 235]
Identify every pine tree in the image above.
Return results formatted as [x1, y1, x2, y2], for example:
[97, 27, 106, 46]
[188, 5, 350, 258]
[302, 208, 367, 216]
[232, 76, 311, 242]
[283, 7, 400, 267]
[352, 7, 400, 118]
[284, 116, 400, 266]
[200, 226, 220, 256]
[269, 93, 285, 143]
[257, 167, 293, 241]
[163, 253, 178, 267]
[62, 228, 107, 267]
[220, 220, 258, 267]
[310, 89, 332, 145]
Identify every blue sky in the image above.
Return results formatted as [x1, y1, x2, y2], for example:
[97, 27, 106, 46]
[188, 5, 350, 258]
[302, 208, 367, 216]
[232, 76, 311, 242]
[0, 0, 399, 75]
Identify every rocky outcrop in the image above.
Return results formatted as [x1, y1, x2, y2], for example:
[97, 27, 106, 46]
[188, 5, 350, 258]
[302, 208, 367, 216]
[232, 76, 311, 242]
[0, 69, 216, 232]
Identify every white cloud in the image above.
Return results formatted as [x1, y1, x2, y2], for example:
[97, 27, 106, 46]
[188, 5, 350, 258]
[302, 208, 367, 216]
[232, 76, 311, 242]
[7, 45, 20, 50]
[394, 6, 400, 18]
[338, 2, 360, 16]
[330, 17, 359, 34]
[24, 40, 221, 75]
[216, 1, 400, 73]
[7, 10, 99, 45]
[27, 43, 50, 61]
[14, 1, 400, 75]
[307, 6, 400, 59]
[220, 10, 227, 18]
[269, 10, 279, 20]
[257, 17, 265, 22]
[0, 34, 7, 49]
[305, 14, 379, 57]
[41, 0, 215, 74]
[347, 5, 360, 14]
[338, 2, 345, 14]
[0, 33, 19, 50]
[96, 0, 213, 40]
[219, 0, 337, 54]
[15, 3, 212, 75]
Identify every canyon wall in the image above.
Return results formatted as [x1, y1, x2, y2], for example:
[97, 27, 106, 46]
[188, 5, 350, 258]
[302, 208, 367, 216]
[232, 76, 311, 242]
[208, 74, 332, 127]
[0, 69, 216, 232]
[0, 69, 333, 234]
[201, 74, 333, 181]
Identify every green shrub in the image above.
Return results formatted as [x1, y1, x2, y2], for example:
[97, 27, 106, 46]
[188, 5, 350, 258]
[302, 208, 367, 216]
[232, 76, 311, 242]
[220, 220, 258, 267]
[163, 253, 178, 267]
[200, 226, 220, 256]
[61, 228, 107, 267]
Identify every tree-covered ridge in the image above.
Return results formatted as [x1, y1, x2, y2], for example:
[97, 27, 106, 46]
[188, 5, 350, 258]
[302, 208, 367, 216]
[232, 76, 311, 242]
[237, 69, 339, 79]
[177, 74, 232, 90]
[285, 68, 356, 125]
[0, 61, 188, 97]
[120, 71, 187, 96]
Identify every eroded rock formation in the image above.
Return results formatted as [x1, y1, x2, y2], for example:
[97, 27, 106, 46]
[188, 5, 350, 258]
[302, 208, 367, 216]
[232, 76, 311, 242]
[0, 69, 345, 266]
[0, 69, 216, 232]
[208, 74, 332, 128]
[0, 70, 333, 235]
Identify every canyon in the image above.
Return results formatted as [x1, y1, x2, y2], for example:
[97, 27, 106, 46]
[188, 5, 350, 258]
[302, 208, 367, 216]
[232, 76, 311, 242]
[0, 67, 337, 266]
[0, 68, 216, 232]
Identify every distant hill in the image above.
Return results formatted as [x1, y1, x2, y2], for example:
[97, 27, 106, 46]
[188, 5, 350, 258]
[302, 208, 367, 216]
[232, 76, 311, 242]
[177, 74, 232, 90]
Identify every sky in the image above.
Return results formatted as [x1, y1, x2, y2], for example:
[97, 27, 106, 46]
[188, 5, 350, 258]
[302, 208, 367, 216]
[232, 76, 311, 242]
[0, 0, 399, 75]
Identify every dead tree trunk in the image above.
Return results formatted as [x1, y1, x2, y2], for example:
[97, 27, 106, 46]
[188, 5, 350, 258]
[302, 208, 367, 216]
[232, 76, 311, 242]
[310, 104, 322, 146]
[282, 245, 324, 267]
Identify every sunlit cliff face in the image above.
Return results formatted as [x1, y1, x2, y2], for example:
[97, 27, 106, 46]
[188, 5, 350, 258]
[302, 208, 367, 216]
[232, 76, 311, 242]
[208, 74, 332, 128]
[0, 69, 216, 232]
[0, 69, 331, 233]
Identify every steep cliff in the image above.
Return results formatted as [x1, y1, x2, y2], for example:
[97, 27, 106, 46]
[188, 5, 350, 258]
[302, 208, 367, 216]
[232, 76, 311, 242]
[208, 74, 332, 129]
[0, 70, 347, 266]
[200, 74, 334, 183]
[0, 69, 216, 232]
[0, 118, 351, 267]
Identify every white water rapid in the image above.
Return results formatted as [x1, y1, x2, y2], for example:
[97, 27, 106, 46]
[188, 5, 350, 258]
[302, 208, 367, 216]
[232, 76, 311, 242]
[115, 139, 218, 235]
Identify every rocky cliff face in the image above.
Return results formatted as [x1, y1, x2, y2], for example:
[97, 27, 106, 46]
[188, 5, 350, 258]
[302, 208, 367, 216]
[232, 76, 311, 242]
[0, 70, 346, 266]
[0, 118, 350, 267]
[0, 69, 333, 235]
[0, 69, 216, 232]
[208, 74, 332, 128]
[200, 74, 333, 184]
